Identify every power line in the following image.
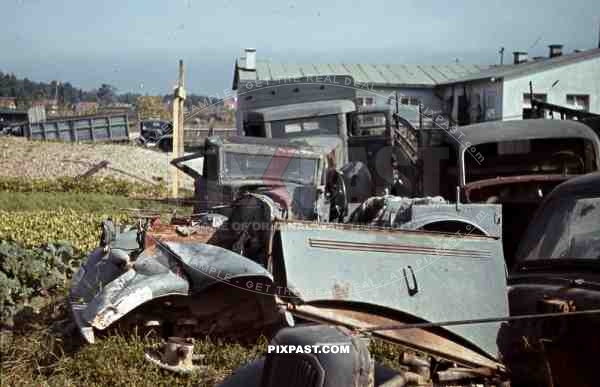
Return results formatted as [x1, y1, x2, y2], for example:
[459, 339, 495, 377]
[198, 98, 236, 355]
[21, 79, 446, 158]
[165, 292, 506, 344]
[362, 308, 600, 333]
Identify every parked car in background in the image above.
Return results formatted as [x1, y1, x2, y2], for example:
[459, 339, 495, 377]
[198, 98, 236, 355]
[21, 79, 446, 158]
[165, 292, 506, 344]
[137, 119, 173, 151]
[503, 172, 600, 387]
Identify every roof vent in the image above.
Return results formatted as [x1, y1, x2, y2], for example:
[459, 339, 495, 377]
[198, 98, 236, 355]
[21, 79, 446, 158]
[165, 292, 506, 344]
[513, 51, 528, 64]
[244, 48, 256, 71]
[548, 44, 563, 58]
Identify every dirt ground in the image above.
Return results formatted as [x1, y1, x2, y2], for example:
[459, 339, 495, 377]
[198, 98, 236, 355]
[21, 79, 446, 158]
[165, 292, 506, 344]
[0, 137, 194, 189]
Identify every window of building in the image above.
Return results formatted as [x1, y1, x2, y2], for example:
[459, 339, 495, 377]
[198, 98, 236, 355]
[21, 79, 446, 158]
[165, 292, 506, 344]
[357, 97, 375, 107]
[566, 95, 590, 111]
[409, 96, 421, 106]
[398, 96, 421, 106]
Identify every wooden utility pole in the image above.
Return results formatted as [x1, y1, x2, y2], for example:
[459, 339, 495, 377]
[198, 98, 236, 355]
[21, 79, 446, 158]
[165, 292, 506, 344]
[171, 60, 186, 198]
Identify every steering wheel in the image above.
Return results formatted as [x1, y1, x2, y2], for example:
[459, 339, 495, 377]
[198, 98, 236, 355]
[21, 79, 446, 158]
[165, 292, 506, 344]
[325, 169, 349, 222]
[550, 151, 585, 174]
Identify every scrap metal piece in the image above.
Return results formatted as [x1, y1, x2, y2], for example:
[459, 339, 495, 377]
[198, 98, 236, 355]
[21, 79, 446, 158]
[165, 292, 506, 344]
[144, 337, 206, 374]
[436, 367, 493, 382]
[379, 371, 425, 387]
[77, 160, 109, 179]
[538, 298, 576, 314]
[292, 305, 505, 372]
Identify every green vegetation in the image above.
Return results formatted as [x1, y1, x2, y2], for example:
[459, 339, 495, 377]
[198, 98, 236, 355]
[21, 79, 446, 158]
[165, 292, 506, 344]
[0, 176, 251, 386]
[136, 95, 170, 121]
[0, 240, 78, 324]
[0, 192, 173, 212]
[0, 177, 189, 251]
[0, 177, 189, 321]
[0, 209, 133, 252]
[1, 302, 266, 387]
[0, 70, 222, 111]
[0, 176, 405, 386]
[0, 176, 168, 198]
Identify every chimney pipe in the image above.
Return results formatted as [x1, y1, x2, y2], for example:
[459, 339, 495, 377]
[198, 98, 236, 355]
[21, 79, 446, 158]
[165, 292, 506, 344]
[244, 48, 256, 71]
[548, 44, 563, 58]
[513, 51, 528, 64]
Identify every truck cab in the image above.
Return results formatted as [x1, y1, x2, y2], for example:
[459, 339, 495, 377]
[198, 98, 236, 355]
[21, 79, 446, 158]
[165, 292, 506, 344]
[172, 135, 350, 221]
[236, 77, 408, 196]
[242, 99, 354, 167]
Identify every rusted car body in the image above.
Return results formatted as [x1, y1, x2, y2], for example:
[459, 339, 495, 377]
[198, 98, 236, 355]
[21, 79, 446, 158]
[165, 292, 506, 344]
[70, 201, 509, 385]
[502, 172, 600, 387]
[443, 119, 600, 265]
[70, 134, 510, 385]
[69, 220, 282, 344]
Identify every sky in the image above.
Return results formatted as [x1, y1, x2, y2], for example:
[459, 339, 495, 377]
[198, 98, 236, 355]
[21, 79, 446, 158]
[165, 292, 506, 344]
[1, 0, 600, 95]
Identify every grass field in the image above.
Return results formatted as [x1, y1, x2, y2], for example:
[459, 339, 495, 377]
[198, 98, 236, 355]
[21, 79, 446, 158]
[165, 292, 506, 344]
[0, 177, 256, 387]
[0, 176, 403, 386]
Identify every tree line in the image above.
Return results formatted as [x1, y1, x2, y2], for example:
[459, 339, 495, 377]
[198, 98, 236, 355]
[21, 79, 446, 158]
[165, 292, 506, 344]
[0, 71, 218, 110]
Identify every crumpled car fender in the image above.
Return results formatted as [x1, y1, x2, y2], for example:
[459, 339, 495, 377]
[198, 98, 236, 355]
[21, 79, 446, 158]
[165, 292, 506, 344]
[161, 241, 274, 293]
[70, 237, 273, 343]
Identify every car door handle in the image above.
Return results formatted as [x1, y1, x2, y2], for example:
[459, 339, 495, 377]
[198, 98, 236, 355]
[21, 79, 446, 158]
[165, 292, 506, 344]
[403, 266, 418, 296]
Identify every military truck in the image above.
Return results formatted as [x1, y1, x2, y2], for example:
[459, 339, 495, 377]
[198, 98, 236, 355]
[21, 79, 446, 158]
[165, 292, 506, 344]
[234, 75, 417, 197]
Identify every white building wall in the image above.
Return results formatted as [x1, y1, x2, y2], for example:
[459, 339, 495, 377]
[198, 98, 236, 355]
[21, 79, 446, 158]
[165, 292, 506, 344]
[356, 87, 441, 110]
[502, 56, 600, 120]
[356, 86, 443, 127]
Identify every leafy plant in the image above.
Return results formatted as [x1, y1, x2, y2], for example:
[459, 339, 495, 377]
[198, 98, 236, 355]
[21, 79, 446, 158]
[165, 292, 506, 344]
[0, 240, 83, 324]
[0, 209, 132, 252]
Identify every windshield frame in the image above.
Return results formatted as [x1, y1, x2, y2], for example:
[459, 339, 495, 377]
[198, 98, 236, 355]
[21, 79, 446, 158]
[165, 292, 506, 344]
[219, 148, 322, 186]
[458, 137, 599, 187]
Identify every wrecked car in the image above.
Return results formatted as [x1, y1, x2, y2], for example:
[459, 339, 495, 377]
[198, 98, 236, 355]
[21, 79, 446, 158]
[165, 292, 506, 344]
[69, 217, 284, 344]
[70, 131, 510, 385]
[70, 195, 510, 385]
[502, 171, 600, 387]
[439, 118, 600, 265]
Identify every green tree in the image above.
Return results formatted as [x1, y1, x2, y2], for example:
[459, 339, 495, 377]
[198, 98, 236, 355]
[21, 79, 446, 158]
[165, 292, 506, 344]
[97, 84, 117, 106]
[136, 96, 170, 120]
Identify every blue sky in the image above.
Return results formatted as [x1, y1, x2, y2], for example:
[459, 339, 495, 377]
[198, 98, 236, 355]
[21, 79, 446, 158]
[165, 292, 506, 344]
[2, 0, 599, 95]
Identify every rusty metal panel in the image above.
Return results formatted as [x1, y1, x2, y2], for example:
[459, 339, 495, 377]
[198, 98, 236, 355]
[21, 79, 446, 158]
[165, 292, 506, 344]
[276, 222, 508, 359]
[292, 305, 505, 371]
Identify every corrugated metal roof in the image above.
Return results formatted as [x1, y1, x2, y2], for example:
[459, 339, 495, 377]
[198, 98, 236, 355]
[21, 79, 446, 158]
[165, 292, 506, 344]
[234, 47, 600, 89]
[235, 61, 492, 89]
[438, 48, 600, 84]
